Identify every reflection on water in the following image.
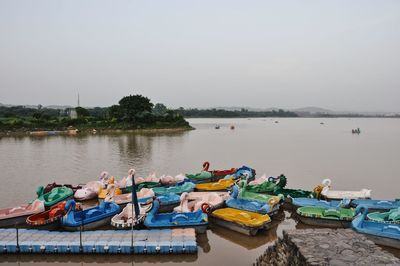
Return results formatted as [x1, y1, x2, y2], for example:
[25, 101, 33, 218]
[0, 118, 400, 264]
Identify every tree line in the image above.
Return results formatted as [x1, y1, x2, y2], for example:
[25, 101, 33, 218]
[174, 108, 298, 118]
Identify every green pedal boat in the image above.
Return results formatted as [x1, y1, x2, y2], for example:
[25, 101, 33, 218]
[238, 181, 284, 203]
[296, 206, 355, 228]
[36, 186, 74, 208]
[367, 208, 400, 224]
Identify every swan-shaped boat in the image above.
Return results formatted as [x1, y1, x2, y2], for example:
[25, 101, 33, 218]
[115, 168, 135, 192]
[0, 200, 45, 227]
[244, 174, 287, 193]
[152, 182, 195, 195]
[195, 177, 235, 191]
[144, 198, 208, 233]
[173, 192, 228, 213]
[26, 201, 81, 230]
[237, 181, 284, 203]
[352, 206, 400, 248]
[185, 171, 213, 184]
[234, 166, 256, 181]
[186, 161, 236, 183]
[367, 208, 400, 225]
[61, 200, 120, 231]
[291, 198, 351, 209]
[208, 207, 271, 236]
[74, 171, 110, 201]
[98, 176, 122, 200]
[226, 185, 282, 215]
[104, 184, 154, 207]
[36, 186, 73, 208]
[315, 179, 371, 200]
[160, 174, 187, 186]
[156, 193, 181, 212]
[350, 199, 400, 211]
[44, 183, 82, 194]
[111, 203, 153, 229]
[296, 206, 355, 228]
[202, 161, 237, 179]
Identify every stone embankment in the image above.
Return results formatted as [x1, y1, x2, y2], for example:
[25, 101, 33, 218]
[255, 228, 399, 266]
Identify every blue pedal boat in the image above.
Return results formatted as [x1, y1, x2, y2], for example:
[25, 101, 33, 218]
[152, 182, 195, 196]
[61, 200, 120, 231]
[292, 198, 351, 209]
[156, 193, 181, 213]
[352, 206, 400, 249]
[226, 185, 282, 216]
[144, 198, 208, 233]
[350, 199, 400, 212]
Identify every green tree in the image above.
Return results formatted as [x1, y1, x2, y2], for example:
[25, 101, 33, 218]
[108, 105, 122, 119]
[118, 94, 153, 122]
[153, 103, 168, 115]
[75, 106, 90, 118]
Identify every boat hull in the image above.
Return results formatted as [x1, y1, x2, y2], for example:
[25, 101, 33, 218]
[209, 216, 269, 236]
[364, 234, 400, 249]
[62, 217, 112, 231]
[146, 224, 207, 234]
[0, 215, 30, 228]
[297, 215, 352, 228]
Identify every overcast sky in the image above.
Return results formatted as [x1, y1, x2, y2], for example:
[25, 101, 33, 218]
[0, 1, 399, 112]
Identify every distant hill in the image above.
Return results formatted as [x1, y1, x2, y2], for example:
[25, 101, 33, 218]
[292, 107, 334, 114]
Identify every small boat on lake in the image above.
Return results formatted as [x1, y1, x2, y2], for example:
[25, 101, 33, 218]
[61, 200, 120, 231]
[144, 198, 208, 233]
[203, 162, 237, 179]
[315, 179, 371, 200]
[156, 193, 181, 213]
[291, 198, 351, 209]
[296, 206, 355, 228]
[159, 174, 186, 186]
[44, 183, 82, 194]
[245, 174, 287, 193]
[98, 176, 122, 200]
[352, 206, 400, 249]
[195, 177, 235, 191]
[26, 201, 81, 230]
[208, 207, 271, 236]
[226, 185, 282, 216]
[111, 203, 152, 229]
[186, 162, 237, 183]
[104, 184, 154, 207]
[152, 182, 195, 196]
[367, 208, 400, 225]
[0, 200, 45, 227]
[74, 171, 110, 201]
[36, 186, 73, 208]
[185, 171, 213, 183]
[237, 181, 284, 203]
[173, 192, 228, 213]
[350, 199, 400, 211]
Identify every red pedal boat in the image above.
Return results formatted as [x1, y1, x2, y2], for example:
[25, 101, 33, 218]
[44, 182, 83, 194]
[202, 161, 237, 179]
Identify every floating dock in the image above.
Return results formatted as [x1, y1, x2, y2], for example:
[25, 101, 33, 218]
[0, 228, 197, 254]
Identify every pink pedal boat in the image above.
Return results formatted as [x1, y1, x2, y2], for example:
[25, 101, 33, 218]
[104, 184, 154, 207]
[174, 192, 229, 213]
[0, 199, 45, 227]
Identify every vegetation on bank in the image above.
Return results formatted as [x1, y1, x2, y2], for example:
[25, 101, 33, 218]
[174, 108, 298, 118]
[0, 95, 191, 132]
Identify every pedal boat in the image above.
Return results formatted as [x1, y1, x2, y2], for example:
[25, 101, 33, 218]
[74, 171, 110, 201]
[208, 207, 271, 236]
[352, 206, 400, 249]
[185, 171, 213, 184]
[173, 192, 229, 213]
[144, 198, 208, 233]
[226, 185, 282, 216]
[98, 176, 122, 200]
[61, 200, 120, 231]
[36, 186, 74, 208]
[195, 177, 235, 191]
[160, 174, 187, 186]
[237, 181, 284, 203]
[367, 208, 400, 225]
[244, 174, 287, 193]
[111, 202, 152, 229]
[350, 199, 400, 212]
[156, 193, 181, 213]
[291, 198, 350, 209]
[152, 182, 195, 196]
[315, 179, 371, 200]
[104, 184, 154, 208]
[202, 161, 237, 179]
[26, 201, 81, 230]
[44, 183, 82, 194]
[296, 206, 355, 228]
[0, 200, 45, 227]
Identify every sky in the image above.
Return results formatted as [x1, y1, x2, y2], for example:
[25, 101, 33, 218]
[0, 1, 399, 112]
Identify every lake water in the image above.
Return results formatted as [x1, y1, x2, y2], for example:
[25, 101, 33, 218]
[0, 118, 399, 265]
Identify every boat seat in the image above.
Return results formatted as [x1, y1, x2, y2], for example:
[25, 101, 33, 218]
[323, 209, 341, 218]
[383, 225, 400, 234]
[388, 209, 400, 222]
[86, 209, 102, 218]
[170, 214, 189, 222]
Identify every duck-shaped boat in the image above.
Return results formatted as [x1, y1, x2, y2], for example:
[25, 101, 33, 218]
[104, 184, 154, 207]
[237, 181, 284, 203]
[0, 200, 45, 227]
[111, 203, 152, 229]
[26, 201, 81, 230]
[208, 207, 271, 236]
[352, 206, 400, 248]
[61, 200, 120, 231]
[173, 192, 229, 213]
[152, 182, 195, 196]
[314, 179, 371, 200]
[350, 199, 400, 212]
[234, 166, 256, 181]
[226, 185, 282, 216]
[144, 198, 208, 233]
[36, 186, 73, 208]
[202, 161, 237, 179]
[291, 198, 350, 209]
[115, 169, 135, 192]
[74, 171, 110, 201]
[296, 206, 355, 228]
[160, 174, 187, 186]
[367, 208, 400, 225]
[98, 176, 122, 200]
[245, 174, 287, 193]
[195, 177, 235, 191]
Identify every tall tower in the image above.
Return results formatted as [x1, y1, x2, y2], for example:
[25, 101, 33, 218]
[77, 92, 80, 107]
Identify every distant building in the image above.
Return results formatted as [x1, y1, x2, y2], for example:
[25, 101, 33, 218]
[67, 108, 78, 119]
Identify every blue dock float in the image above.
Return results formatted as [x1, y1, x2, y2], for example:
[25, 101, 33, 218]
[0, 228, 197, 254]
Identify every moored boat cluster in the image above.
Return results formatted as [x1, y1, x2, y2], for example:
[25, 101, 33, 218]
[0, 162, 398, 249]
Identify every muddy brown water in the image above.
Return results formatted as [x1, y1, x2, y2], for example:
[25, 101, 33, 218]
[0, 118, 399, 265]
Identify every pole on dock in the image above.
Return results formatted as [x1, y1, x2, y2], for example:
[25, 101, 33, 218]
[79, 218, 83, 253]
[131, 172, 140, 252]
[15, 224, 19, 253]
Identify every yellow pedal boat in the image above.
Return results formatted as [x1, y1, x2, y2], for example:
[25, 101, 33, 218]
[209, 207, 271, 236]
[98, 176, 122, 200]
[195, 177, 235, 191]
